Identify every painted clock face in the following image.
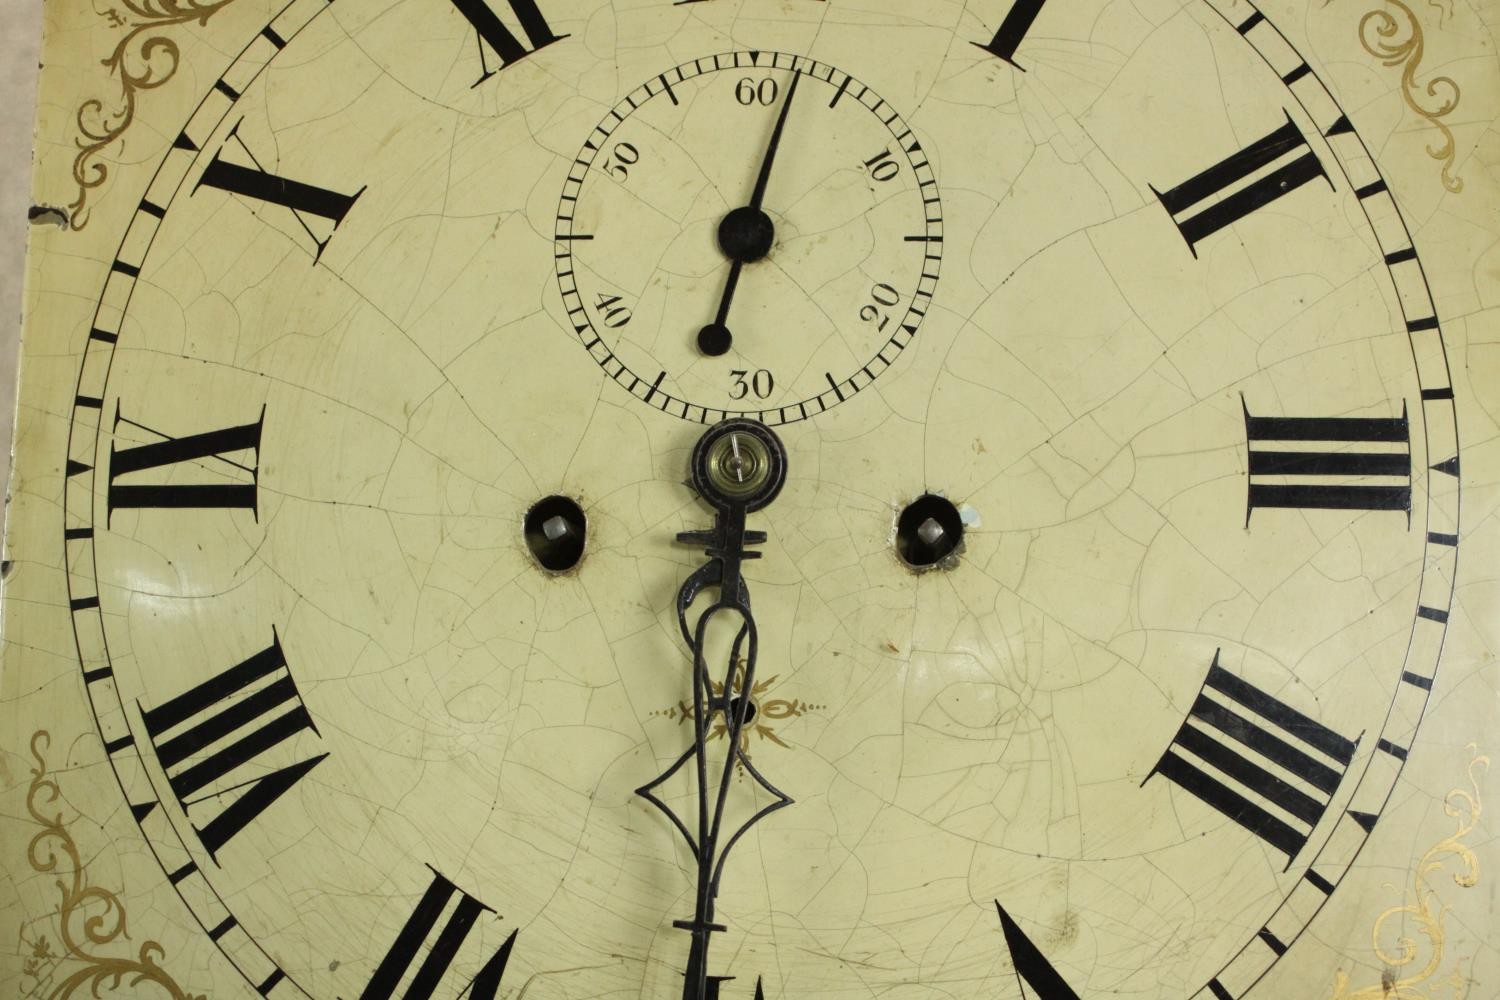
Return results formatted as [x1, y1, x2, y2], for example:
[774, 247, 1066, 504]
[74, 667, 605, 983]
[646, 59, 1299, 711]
[44, 0, 1464, 997]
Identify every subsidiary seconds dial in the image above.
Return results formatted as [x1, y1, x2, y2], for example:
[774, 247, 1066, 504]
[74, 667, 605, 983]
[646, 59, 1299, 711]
[555, 51, 942, 424]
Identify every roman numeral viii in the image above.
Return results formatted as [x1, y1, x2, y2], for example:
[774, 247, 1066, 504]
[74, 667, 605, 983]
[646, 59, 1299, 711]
[1245, 400, 1411, 523]
[358, 866, 516, 1000]
[1146, 651, 1358, 865]
[108, 405, 264, 526]
[449, 0, 566, 86]
[139, 631, 327, 862]
[1152, 112, 1330, 256]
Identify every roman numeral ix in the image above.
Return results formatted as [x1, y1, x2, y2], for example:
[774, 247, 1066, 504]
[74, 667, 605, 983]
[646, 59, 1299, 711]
[1146, 651, 1358, 866]
[1152, 112, 1331, 256]
[108, 404, 264, 526]
[1244, 399, 1411, 524]
[139, 630, 327, 862]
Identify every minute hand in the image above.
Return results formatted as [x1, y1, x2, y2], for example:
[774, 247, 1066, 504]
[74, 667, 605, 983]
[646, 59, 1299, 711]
[636, 421, 792, 1000]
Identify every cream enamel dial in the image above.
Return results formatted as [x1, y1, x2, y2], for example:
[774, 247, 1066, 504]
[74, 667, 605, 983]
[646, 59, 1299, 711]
[3, 0, 1494, 999]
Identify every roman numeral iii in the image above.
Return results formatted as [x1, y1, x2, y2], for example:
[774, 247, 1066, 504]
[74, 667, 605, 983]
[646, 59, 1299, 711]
[138, 631, 327, 862]
[359, 866, 516, 1000]
[448, 0, 566, 86]
[1146, 651, 1358, 864]
[1244, 400, 1411, 523]
[108, 405, 264, 525]
[1152, 112, 1330, 255]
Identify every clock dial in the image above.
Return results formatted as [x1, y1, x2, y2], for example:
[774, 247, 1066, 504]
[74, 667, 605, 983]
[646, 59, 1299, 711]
[4, 0, 1494, 999]
[557, 51, 942, 423]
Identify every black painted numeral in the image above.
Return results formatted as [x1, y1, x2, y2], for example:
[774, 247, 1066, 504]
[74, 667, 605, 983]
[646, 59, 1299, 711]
[1146, 651, 1358, 865]
[1152, 113, 1330, 256]
[195, 122, 363, 258]
[994, 901, 1081, 1000]
[449, 0, 566, 86]
[360, 866, 516, 1000]
[1245, 400, 1411, 522]
[973, 0, 1049, 70]
[139, 631, 327, 862]
[108, 405, 264, 525]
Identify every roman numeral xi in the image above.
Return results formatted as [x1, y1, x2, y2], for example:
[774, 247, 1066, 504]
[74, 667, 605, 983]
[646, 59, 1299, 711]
[139, 630, 327, 862]
[1153, 112, 1331, 256]
[449, 0, 566, 86]
[1146, 651, 1358, 866]
[1244, 400, 1411, 523]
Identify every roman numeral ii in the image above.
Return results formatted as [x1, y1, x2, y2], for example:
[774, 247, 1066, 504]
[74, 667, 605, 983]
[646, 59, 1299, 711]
[972, 0, 1051, 70]
[1152, 112, 1330, 256]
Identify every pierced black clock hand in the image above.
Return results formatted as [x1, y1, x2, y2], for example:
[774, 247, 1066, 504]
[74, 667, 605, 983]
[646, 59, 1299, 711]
[636, 419, 792, 1000]
[697, 68, 803, 358]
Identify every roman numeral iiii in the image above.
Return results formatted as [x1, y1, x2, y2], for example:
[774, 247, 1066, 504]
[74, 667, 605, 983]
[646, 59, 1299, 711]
[1146, 651, 1358, 865]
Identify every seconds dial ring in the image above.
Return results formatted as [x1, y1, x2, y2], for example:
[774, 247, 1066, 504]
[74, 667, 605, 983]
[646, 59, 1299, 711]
[555, 50, 943, 425]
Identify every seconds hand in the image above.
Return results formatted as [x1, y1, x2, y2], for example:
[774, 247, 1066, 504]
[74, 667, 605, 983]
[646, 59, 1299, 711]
[697, 67, 803, 358]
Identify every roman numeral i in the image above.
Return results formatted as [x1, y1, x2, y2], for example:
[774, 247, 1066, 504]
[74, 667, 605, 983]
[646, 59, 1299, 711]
[972, 0, 1051, 71]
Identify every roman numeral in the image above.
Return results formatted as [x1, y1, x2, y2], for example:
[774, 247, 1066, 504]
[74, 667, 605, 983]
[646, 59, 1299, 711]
[1146, 651, 1358, 865]
[1244, 400, 1411, 523]
[972, 0, 1050, 70]
[360, 867, 515, 1000]
[108, 405, 263, 525]
[995, 901, 1081, 1000]
[1152, 113, 1330, 256]
[449, 0, 566, 86]
[139, 631, 327, 862]
[195, 121, 363, 259]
